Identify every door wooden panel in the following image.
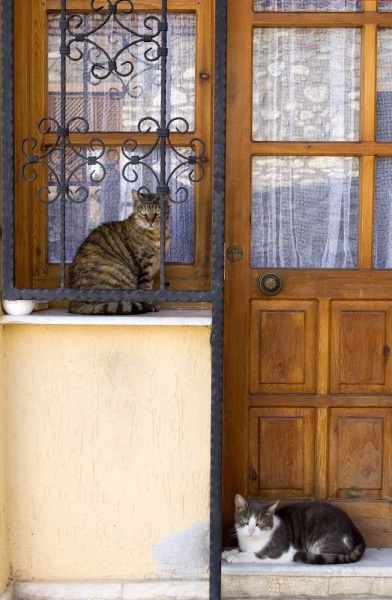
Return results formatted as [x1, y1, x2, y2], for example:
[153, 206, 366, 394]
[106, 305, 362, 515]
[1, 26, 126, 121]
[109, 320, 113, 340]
[330, 301, 392, 394]
[329, 408, 392, 500]
[249, 407, 315, 498]
[250, 300, 317, 393]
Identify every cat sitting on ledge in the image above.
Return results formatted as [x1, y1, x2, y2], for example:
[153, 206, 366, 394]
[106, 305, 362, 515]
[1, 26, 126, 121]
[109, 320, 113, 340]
[222, 494, 366, 565]
[68, 190, 170, 315]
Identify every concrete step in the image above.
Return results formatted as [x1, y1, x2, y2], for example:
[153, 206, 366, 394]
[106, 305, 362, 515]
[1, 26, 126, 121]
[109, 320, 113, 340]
[221, 548, 392, 599]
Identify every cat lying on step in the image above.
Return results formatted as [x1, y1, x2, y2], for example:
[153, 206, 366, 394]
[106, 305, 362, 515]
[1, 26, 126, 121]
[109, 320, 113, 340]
[222, 494, 366, 564]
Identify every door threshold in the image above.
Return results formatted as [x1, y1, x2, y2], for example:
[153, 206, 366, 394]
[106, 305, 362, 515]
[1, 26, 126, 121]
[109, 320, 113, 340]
[221, 548, 392, 599]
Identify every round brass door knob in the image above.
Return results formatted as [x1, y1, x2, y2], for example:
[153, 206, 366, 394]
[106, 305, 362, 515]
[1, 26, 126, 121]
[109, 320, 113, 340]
[258, 273, 282, 296]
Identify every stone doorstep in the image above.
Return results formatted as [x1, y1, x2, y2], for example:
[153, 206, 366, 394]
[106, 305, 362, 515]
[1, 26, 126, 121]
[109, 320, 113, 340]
[10, 549, 392, 600]
[221, 548, 392, 599]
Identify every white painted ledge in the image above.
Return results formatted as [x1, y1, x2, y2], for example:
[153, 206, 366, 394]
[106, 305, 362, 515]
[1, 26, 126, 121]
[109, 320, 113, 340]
[0, 309, 212, 326]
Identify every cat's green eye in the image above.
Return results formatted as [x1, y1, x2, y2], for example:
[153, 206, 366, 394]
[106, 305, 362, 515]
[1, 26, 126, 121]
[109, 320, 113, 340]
[240, 518, 248, 525]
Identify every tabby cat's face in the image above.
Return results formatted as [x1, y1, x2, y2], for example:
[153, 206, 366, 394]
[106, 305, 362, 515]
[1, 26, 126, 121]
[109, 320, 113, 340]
[132, 192, 169, 231]
[234, 495, 278, 538]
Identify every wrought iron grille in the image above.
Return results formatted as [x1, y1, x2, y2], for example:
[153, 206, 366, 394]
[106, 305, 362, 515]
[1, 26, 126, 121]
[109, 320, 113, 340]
[2, 0, 222, 305]
[2, 0, 226, 598]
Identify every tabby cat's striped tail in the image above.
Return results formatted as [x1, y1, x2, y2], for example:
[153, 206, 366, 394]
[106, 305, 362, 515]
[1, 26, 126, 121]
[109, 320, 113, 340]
[69, 300, 159, 315]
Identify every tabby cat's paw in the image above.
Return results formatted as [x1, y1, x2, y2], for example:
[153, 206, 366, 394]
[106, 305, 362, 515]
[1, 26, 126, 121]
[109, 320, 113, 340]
[143, 301, 160, 312]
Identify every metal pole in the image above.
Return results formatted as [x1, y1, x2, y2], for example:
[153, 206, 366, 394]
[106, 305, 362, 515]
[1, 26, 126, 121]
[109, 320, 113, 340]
[209, 0, 227, 598]
[158, 0, 169, 290]
[59, 0, 68, 287]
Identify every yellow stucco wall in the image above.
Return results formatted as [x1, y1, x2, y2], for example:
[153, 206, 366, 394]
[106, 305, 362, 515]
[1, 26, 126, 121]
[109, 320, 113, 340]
[0, 329, 10, 590]
[2, 324, 211, 581]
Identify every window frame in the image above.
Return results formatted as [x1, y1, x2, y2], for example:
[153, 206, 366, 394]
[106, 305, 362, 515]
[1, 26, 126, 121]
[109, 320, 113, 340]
[5, 0, 216, 301]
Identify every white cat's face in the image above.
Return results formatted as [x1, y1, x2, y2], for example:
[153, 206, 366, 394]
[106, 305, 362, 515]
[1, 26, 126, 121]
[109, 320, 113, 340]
[236, 513, 272, 537]
[234, 495, 279, 552]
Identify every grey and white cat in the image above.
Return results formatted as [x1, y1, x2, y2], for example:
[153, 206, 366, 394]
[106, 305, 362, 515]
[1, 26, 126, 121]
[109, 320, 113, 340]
[222, 494, 366, 564]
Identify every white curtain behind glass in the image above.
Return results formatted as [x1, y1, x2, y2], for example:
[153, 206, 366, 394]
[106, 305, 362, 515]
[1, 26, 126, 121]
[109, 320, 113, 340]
[252, 27, 360, 269]
[374, 159, 392, 269]
[379, 1, 392, 11]
[374, 29, 392, 268]
[251, 157, 359, 268]
[253, 0, 361, 11]
[253, 28, 361, 142]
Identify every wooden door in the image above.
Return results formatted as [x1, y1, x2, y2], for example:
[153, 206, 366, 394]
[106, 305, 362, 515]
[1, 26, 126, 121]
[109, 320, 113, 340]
[223, 0, 392, 547]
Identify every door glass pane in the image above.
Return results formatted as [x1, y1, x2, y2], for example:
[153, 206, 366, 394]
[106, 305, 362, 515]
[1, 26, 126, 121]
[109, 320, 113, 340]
[48, 13, 196, 132]
[377, 29, 392, 140]
[253, 28, 361, 141]
[379, 1, 392, 11]
[251, 156, 359, 268]
[47, 146, 195, 264]
[254, 0, 362, 11]
[373, 158, 392, 268]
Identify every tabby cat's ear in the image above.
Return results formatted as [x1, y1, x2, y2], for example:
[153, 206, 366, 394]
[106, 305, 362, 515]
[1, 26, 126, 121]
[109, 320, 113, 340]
[235, 494, 248, 511]
[265, 500, 279, 515]
[131, 189, 139, 205]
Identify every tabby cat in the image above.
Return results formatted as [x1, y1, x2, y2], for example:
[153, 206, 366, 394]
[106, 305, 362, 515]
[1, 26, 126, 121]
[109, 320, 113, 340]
[222, 494, 366, 564]
[68, 189, 170, 315]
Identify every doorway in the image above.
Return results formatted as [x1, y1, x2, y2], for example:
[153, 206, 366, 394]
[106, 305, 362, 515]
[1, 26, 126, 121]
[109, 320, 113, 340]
[223, 0, 392, 547]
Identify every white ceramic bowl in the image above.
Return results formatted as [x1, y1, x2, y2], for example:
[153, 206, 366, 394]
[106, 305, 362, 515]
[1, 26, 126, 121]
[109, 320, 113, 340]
[2, 299, 36, 316]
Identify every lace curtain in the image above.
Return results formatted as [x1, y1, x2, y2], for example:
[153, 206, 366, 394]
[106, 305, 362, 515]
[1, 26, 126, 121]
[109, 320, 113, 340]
[253, 28, 361, 142]
[374, 28, 392, 268]
[251, 27, 361, 268]
[47, 13, 196, 264]
[379, 1, 392, 11]
[253, 0, 362, 11]
[251, 157, 359, 269]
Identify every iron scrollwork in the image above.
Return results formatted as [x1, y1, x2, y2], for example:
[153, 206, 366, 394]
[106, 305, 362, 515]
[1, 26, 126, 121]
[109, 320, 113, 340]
[122, 116, 206, 204]
[21, 116, 106, 205]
